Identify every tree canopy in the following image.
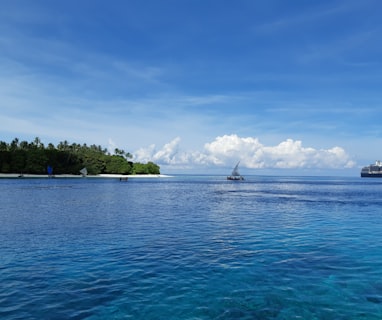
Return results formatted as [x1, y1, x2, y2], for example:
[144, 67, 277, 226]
[0, 138, 160, 175]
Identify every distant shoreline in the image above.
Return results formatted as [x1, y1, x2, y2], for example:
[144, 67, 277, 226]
[0, 173, 172, 179]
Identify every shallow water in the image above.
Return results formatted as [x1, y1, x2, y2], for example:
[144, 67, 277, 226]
[1, 176, 382, 319]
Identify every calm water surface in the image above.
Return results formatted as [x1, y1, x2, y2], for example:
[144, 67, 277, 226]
[1, 175, 382, 319]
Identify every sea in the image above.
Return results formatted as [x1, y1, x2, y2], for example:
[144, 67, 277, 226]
[1, 175, 382, 319]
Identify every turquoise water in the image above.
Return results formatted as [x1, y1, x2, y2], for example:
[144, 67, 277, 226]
[1, 176, 382, 319]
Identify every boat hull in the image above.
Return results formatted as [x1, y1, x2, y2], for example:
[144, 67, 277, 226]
[361, 173, 382, 178]
[227, 176, 244, 180]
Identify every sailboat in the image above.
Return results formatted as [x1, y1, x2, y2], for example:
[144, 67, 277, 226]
[227, 161, 244, 180]
[79, 167, 88, 177]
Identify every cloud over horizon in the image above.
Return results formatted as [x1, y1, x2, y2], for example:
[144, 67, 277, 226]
[133, 134, 356, 171]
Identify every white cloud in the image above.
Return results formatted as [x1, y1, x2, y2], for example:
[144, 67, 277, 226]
[108, 138, 118, 154]
[149, 138, 180, 164]
[133, 134, 356, 170]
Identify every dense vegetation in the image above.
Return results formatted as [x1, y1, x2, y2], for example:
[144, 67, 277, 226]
[0, 138, 160, 175]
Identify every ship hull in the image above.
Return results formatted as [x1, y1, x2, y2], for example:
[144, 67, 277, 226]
[361, 173, 382, 178]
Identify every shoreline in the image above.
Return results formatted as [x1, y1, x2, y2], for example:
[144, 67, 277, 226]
[0, 173, 172, 179]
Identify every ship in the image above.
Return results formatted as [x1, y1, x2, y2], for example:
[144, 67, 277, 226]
[360, 160, 382, 177]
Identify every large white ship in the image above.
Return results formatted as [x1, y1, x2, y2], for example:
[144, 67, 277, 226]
[361, 160, 382, 177]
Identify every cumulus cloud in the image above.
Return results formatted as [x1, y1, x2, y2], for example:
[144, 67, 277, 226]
[133, 134, 355, 170]
[134, 137, 188, 165]
[108, 138, 118, 154]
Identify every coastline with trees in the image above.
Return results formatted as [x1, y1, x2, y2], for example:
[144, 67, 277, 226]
[0, 138, 160, 176]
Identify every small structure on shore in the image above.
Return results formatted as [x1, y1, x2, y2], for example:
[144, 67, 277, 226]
[79, 167, 88, 177]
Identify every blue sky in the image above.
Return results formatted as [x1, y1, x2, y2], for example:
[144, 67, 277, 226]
[1, 0, 381, 174]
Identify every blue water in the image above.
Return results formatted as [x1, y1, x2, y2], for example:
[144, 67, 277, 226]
[1, 175, 382, 319]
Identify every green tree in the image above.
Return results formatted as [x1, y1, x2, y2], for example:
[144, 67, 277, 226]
[25, 149, 48, 173]
[10, 138, 19, 151]
[105, 155, 132, 174]
[146, 161, 160, 174]
[0, 141, 8, 151]
[0, 150, 11, 172]
[11, 150, 26, 173]
[0, 138, 159, 175]
[133, 162, 148, 174]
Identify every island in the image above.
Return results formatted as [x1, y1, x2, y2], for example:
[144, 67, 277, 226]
[0, 137, 160, 176]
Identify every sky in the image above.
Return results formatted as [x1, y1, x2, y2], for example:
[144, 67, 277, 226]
[1, 0, 382, 175]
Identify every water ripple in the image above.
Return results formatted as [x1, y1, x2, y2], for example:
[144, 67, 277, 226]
[1, 177, 382, 319]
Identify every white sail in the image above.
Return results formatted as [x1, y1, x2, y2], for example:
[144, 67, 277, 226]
[231, 162, 241, 176]
[80, 167, 88, 176]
